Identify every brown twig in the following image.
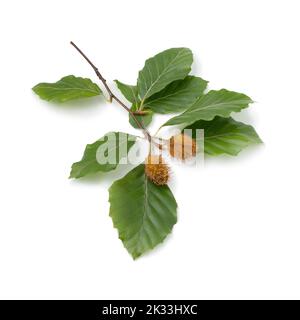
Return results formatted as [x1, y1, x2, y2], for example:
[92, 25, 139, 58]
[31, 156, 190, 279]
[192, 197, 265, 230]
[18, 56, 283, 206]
[70, 41, 152, 142]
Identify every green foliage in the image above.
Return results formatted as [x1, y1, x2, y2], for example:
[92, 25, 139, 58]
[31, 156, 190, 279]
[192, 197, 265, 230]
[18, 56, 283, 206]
[109, 164, 177, 259]
[163, 89, 253, 127]
[137, 48, 193, 102]
[69, 132, 136, 179]
[186, 116, 262, 156]
[114, 80, 139, 105]
[129, 104, 153, 128]
[114, 80, 153, 128]
[116, 48, 194, 127]
[144, 76, 208, 114]
[33, 45, 262, 259]
[32, 75, 102, 102]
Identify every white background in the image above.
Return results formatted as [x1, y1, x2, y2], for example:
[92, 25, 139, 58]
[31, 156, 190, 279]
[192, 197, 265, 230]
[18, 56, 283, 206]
[0, 0, 299, 299]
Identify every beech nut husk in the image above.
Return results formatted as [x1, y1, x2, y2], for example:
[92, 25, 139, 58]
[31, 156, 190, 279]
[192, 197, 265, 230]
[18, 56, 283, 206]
[168, 134, 197, 160]
[145, 155, 170, 186]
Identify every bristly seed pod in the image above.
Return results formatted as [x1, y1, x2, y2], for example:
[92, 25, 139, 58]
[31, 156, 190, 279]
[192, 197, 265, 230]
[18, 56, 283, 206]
[145, 155, 170, 186]
[168, 134, 197, 160]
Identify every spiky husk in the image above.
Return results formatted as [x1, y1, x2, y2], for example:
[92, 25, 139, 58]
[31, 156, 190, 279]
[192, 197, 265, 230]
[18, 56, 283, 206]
[145, 155, 169, 186]
[168, 134, 197, 160]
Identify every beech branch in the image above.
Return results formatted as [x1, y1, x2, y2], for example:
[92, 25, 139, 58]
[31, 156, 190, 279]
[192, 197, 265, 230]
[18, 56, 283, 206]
[70, 41, 152, 142]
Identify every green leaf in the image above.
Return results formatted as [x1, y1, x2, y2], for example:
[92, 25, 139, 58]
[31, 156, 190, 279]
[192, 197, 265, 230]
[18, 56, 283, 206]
[137, 48, 193, 103]
[163, 89, 253, 127]
[129, 104, 153, 129]
[70, 132, 136, 179]
[32, 75, 102, 103]
[109, 164, 177, 259]
[186, 116, 262, 156]
[114, 80, 140, 105]
[114, 81, 153, 128]
[143, 76, 208, 114]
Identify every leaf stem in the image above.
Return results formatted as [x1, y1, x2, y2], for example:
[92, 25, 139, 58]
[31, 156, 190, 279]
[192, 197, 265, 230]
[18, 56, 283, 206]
[132, 110, 149, 115]
[70, 41, 152, 142]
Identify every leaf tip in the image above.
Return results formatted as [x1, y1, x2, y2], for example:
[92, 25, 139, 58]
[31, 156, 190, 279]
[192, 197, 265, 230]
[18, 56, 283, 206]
[131, 251, 142, 260]
[32, 84, 39, 93]
[256, 135, 264, 144]
[69, 163, 79, 179]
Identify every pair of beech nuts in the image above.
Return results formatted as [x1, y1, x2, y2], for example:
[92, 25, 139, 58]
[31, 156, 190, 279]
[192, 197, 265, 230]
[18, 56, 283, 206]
[145, 134, 197, 185]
